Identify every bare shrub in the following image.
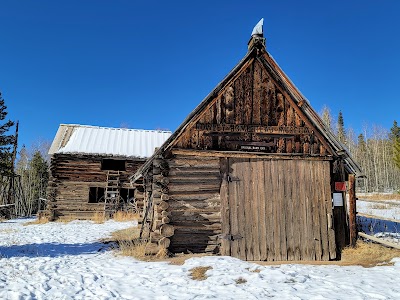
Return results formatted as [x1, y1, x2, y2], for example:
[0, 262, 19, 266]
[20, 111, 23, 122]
[189, 266, 212, 281]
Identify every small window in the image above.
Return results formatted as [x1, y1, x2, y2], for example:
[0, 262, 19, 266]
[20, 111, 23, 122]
[120, 188, 135, 203]
[101, 159, 126, 171]
[89, 187, 105, 203]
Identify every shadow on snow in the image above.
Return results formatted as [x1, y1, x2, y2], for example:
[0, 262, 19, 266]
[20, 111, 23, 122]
[0, 241, 114, 258]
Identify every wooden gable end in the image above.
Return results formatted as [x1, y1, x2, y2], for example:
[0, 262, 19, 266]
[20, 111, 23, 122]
[173, 57, 333, 156]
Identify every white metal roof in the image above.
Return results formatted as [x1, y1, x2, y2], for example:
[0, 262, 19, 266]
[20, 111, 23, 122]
[49, 124, 172, 158]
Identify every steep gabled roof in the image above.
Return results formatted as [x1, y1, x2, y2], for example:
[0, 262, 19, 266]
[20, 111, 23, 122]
[132, 26, 362, 180]
[49, 124, 172, 158]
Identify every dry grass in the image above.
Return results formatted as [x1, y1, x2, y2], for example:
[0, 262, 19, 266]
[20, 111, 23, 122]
[155, 247, 169, 259]
[23, 216, 50, 226]
[92, 212, 105, 224]
[189, 266, 212, 281]
[0, 228, 16, 234]
[246, 267, 262, 273]
[167, 253, 211, 265]
[341, 240, 400, 267]
[113, 211, 139, 222]
[57, 215, 79, 223]
[111, 226, 141, 241]
[118, 239, 148, 260]
[235, 277, 247, 284]
[109, 226, 150, 260]
[357, 193, 400, 200]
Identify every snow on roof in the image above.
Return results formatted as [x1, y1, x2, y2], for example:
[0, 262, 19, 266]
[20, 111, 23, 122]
[48, 124, 172, 158]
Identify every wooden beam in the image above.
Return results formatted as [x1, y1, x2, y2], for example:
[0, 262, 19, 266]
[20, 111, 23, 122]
[348, 174, 357, 247]
[358, 232, 400, 250]
[171, 149, 333, 160]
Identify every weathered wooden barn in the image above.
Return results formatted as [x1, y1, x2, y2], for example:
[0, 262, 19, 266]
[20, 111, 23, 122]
[47, 124, 171, 220]
[131, 21, 363, 261]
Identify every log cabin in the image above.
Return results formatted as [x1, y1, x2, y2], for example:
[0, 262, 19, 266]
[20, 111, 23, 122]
[47, 124, 171, 220]
[131, 20, 363, 261]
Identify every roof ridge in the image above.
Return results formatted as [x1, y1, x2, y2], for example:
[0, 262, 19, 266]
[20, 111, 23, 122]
[59, 124, 172, 133]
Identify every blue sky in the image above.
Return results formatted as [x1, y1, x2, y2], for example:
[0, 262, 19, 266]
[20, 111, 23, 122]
[1, 0, 399, 150]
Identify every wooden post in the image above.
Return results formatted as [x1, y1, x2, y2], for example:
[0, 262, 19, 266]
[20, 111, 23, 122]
[348, 174, 357, 247]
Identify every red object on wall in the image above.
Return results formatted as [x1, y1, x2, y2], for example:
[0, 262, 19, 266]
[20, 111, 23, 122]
[335, 182, 347, 191]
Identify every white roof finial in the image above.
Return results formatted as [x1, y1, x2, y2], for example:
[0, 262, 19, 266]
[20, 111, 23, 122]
[251, 18, 264, 36]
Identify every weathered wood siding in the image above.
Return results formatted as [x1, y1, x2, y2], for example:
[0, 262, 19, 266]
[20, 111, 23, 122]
[174, 58, 331, 157]
[48, 154, 144, 219]
[167, 154, 222, 253]
[220, 158, 336, 261]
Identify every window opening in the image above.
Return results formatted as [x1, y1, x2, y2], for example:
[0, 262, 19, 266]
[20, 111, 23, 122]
[101, 159, 126, 171]
[88, 187, 105, 203]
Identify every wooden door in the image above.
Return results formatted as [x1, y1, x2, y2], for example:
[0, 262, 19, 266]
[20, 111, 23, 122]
[220, 158, 336, 261]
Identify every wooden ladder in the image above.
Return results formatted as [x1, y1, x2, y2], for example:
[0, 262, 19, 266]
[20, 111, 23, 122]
[104, 170, 121, 218]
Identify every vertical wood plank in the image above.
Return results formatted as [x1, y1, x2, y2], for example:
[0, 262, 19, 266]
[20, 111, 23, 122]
[316, 161, 330, 260]
[251, 159, 261, 261]
[235, 73, 244, 125]
[284, 160, 295, 261]
[229, 158, 239, 258]
[311, 163, 322, 260]
[220, 157, 230, 256]
[305, 161, 318, 260]
[243, 158, 254, 260]
[324, 162, 337, 259]
[264, 160, 274, 261]
[292, 160, 302, 260]
[272, 160, 282, 261]
[278, 161, 287, 260]
[243, 63, 254, 125]
[235, 158, 247, 260]
[252, 61, 262, 125]
[260, 70, 270, 125]
[298, 160, 308, 260]
[349, 174, 357, 247]
[258, 160, 267, 260]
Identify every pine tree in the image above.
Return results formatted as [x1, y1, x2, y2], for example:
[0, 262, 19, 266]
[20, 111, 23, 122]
[389, 120, 400, 141]
[358, 133, 366, 151]
[29, 151, 49, 203]
[0, 92, 15, 175]
[389, 120, 400, 170]
[336, 110, 346, 144]
[394, 138, 400, 170]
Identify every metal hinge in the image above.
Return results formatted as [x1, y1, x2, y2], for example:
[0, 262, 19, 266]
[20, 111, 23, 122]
[227, 175, 240, 182]
[220, 234, 243, 241]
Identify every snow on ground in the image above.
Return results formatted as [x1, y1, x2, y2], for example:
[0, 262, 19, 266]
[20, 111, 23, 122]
[357, 199, 400, 220]
[1, 218, 400, 300]
[357, 199, 400, 245]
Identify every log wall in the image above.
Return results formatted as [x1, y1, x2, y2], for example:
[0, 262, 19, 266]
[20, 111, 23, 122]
[143, 154, 222, 254]
[167, 154, 222, 253]
[47, 153, 145, 220]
